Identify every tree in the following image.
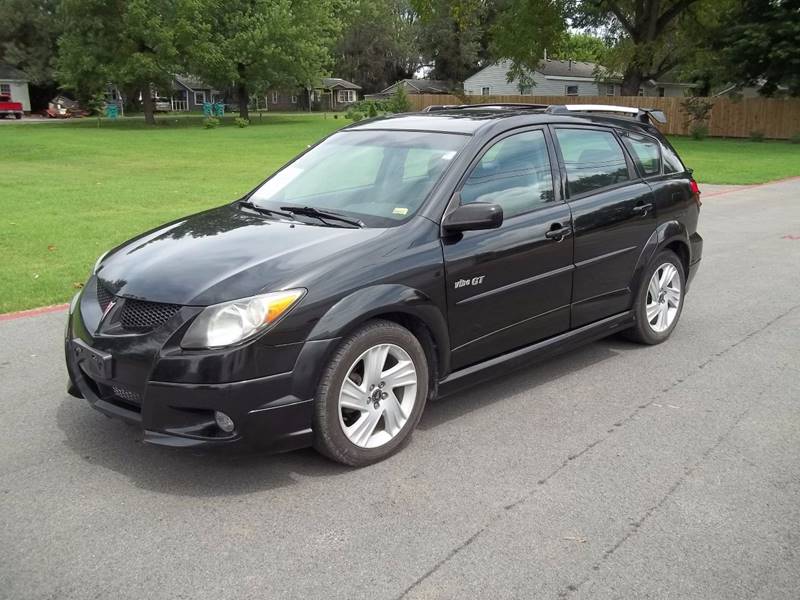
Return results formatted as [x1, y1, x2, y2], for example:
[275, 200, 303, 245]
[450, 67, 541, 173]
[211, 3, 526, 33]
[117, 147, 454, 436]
[334, 0, 420, 94]
[57, 0, 191, 124]
[414, 0, 495, 85]
[714, 0, 800, 96]
[188, 0, 341, 120]
[0, 0, 60, 86]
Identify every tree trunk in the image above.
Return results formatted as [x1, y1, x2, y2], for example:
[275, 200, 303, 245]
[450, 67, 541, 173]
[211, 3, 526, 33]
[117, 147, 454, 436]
[141, 89, 155, 125]
[237, 81, 249, 121]
[620, 68, 644, 97]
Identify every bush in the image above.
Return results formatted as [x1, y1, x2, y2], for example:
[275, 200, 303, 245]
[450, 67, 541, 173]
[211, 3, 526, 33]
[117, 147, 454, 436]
[203, 117, 220, 129]
[388, 85, 411, 113]
[350, 111, 364, 122]
[749, 130, 765, 142]
[234, 117, 249, 128]
[690, 124, 709, 140]
[790, 132, 800, 144]
[367, 102, 378, 118]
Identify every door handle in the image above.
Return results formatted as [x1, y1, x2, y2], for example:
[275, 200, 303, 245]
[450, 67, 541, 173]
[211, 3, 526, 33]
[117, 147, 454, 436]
[632, 202, 653, 216]
[545, 223, 572, 241]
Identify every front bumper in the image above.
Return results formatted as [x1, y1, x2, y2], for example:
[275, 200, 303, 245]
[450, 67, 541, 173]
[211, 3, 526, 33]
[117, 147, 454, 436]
[65, 282, 337, 452]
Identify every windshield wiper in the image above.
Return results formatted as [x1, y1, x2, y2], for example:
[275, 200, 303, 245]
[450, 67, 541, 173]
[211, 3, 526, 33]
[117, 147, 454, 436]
[279, 205, 364, 228]
[237, 200, 295, 219]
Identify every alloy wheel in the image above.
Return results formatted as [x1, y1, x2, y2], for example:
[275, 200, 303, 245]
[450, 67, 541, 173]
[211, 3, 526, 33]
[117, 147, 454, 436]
[338, 343, 418, 448]
[645, 262, 682, 333]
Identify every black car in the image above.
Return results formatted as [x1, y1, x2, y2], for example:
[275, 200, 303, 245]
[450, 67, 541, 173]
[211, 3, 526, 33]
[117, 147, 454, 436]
[65, 103, 702, 466]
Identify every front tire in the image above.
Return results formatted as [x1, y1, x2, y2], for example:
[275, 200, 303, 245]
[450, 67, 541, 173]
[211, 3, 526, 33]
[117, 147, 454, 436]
[313, 320, 429, 466]
[625, 249, 685, 345]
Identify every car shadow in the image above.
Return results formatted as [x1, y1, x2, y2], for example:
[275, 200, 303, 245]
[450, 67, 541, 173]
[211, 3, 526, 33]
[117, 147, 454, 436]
[55, 336, 641, 498]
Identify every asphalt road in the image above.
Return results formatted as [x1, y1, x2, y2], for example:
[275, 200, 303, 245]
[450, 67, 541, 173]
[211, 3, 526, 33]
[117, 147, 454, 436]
[2, 179, 799, 600]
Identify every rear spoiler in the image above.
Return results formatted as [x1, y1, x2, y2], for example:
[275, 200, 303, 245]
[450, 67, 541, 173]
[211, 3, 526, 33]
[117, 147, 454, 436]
[546, 104, 667, 124]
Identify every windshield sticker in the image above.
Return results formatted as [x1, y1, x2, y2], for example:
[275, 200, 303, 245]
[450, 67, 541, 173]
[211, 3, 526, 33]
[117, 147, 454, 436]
[392, 207, 409, 216]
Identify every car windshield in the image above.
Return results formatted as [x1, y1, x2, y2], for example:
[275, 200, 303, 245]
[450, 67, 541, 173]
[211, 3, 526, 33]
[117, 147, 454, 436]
[248, 130, 468, 227]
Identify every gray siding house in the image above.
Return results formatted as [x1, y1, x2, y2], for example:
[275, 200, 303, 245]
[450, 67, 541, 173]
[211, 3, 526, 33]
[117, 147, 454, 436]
[464, 59, 694, 98]
[0, 64, 31, 112]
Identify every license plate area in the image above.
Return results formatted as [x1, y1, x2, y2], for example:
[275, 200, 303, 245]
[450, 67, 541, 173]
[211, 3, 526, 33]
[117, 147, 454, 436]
[71, 339, 113, 380]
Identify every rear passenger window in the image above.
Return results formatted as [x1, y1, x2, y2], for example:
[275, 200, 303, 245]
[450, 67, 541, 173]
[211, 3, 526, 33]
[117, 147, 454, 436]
[555, 129, 630, 197]
[460, 130, 554, 219]
[621, 133, 661, 176]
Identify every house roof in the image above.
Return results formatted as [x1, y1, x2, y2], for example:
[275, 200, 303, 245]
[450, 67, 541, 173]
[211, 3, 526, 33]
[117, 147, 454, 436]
[0, 63, 28, 81]
[174, 74, 213, 91]
[320, 77, 361, 90]
[387, 79, 451, 94]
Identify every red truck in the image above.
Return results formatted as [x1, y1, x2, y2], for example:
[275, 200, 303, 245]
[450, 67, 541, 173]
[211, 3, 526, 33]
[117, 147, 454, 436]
[0, 93, 24, 119]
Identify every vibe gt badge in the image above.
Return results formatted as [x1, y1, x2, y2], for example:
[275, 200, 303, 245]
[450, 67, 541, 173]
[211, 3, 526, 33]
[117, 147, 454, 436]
[454, 276, 486, 289]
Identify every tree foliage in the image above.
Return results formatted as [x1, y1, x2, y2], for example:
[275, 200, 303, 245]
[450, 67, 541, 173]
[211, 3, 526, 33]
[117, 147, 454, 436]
[187, 0, 341, 120]
[334, 0, 420, 94]
[714, 0, 800, 96]
[0, 0, 60, 86]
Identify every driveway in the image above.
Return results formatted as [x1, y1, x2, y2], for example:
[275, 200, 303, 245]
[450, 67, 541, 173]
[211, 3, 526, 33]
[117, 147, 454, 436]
[1, 179, 799, 600]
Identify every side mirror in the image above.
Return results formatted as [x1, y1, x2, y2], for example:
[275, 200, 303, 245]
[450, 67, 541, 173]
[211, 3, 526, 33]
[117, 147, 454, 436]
[442, 201, 503, 233]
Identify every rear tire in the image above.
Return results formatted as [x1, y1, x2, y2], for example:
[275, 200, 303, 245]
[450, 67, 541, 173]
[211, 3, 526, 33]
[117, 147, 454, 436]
[624, 249, 685, 345]
[313, 320, 429, 466]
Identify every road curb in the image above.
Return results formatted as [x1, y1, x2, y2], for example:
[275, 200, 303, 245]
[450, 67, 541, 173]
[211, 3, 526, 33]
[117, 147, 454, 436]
[0, 303, 69, 322]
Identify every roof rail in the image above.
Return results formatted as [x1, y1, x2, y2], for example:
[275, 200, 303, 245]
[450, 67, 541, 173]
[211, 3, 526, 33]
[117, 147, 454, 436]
[546, 104, 667, 124]
[422, 103, 548, 112]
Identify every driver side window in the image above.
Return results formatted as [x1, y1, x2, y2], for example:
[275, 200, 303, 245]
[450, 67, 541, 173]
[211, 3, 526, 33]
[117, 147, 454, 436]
[460, 130, 555, 219]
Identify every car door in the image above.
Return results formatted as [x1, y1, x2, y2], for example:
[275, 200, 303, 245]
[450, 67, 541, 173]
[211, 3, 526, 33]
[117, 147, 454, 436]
[442, 127, 574, 370]
[552, 126, 658, 328]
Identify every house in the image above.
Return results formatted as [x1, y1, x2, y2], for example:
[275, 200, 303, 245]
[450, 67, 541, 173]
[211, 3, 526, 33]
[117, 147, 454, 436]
[168, 75, 222, 111]
[263, 77, 361, 111]
[463, 59, 694, 98]
[0, 64, 31, 112]
[364, 79, 451, 100]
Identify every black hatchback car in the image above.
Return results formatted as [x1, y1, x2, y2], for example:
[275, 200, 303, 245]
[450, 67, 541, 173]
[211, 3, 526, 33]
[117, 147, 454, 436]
[66, 104, 702, 466]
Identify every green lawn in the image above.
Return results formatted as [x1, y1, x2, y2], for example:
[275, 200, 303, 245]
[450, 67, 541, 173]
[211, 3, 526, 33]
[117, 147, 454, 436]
[670, 137, 800, 185]
[1, 114, 799, 313]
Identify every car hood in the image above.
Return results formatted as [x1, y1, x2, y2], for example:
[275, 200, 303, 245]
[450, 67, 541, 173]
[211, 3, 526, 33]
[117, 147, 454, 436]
[96, 204, 383, 306]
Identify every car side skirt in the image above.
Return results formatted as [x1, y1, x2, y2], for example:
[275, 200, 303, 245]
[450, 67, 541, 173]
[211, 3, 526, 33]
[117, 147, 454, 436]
[438, 311, 634, 397]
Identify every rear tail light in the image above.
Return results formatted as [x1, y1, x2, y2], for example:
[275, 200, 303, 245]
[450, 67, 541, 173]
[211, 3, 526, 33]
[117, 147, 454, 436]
[690, 179, 702, 207]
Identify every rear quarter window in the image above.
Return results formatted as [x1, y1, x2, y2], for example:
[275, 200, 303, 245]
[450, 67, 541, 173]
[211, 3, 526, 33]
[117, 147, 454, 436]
[661, 142, 686, 174]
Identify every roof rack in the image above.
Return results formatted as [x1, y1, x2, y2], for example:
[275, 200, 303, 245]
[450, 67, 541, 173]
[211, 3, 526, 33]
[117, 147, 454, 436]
[422, 103, 548, 112]
[545, 104, 667, 124]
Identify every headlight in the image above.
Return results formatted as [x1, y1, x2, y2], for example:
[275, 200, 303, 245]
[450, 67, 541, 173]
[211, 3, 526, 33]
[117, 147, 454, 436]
[92, 250, 109, 275]
[181, 289, 305, 349]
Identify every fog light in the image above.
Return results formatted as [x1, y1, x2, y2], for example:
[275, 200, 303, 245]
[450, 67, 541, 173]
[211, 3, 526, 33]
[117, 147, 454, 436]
[214, 411, 235, 433]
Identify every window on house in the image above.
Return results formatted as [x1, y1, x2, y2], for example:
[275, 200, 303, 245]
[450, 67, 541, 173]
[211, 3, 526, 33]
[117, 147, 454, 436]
[565, 85, 579, 96]
[291, 95, 298, 104]
[271, 91, 279, 104]
[554, 128, 631, 197]
[606, 84, 615, 96]
[638, 88, 645, 96]
[658, 87, 666, 97]
[0, 84, 11, 96]
[460, 130, 555, 219]
[194, 91, 206, 105]
[481, 86, 490, 96]
[337, 89, 356, 103]
[621, 132, 661, 177]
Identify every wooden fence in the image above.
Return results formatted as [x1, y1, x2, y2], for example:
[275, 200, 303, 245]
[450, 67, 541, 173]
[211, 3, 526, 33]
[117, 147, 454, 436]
[407, 94, 800, 139]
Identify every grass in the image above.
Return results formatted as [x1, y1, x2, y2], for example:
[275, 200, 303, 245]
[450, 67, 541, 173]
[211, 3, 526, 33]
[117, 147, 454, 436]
[669, 137, 800, 185]
[1, 114, 799, 313]
[0, 113, 346, 313]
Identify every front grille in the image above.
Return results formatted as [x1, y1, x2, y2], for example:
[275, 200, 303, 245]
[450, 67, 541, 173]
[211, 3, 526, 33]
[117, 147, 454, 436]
[97, 284, 114, 312]
[111, 385, 142, 405]
[119, 298, 181, 332]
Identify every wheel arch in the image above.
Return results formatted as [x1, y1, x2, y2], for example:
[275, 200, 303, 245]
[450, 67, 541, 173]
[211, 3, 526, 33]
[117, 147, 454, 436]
[632, 220, 691, 297]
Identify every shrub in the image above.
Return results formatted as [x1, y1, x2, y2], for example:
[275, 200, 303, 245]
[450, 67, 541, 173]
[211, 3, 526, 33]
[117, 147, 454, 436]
[388, 85, 411, 113]
[203, 117, 220, 129]
[690, 124, 709, 140]
[789, 132, 800, 144]
[234, 117, 249, 128]
[350, 111, 364, 122]
[749, 130, 765, 142]
[367, 102, 378, 118]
